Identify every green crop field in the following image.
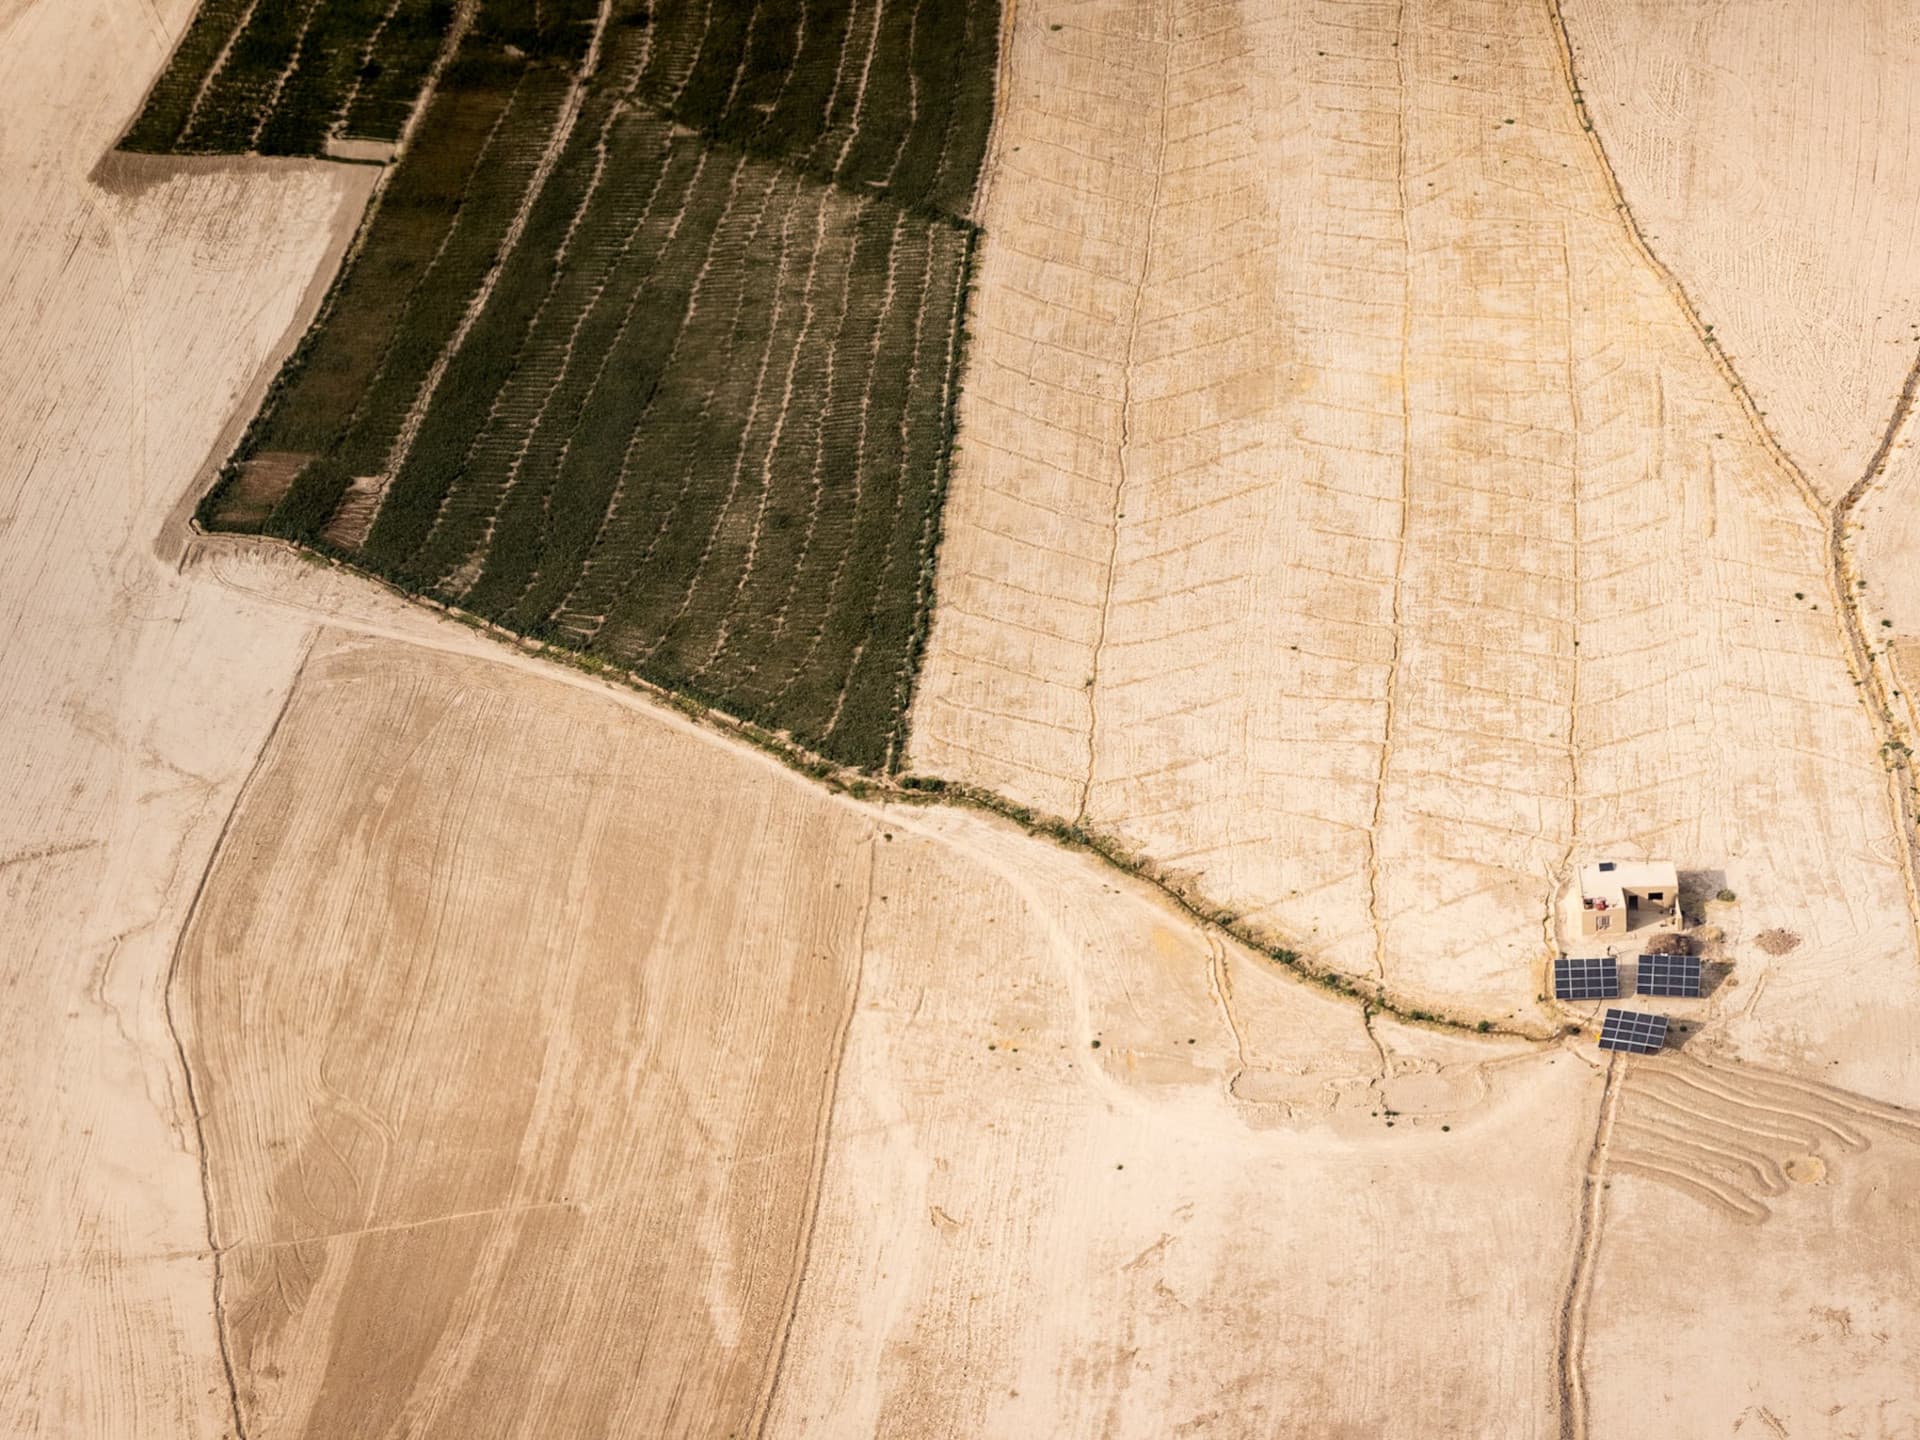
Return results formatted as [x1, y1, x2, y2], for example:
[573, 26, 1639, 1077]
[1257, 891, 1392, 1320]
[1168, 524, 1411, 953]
[122, 0, 466, 154]
[190, 0, 998, 769]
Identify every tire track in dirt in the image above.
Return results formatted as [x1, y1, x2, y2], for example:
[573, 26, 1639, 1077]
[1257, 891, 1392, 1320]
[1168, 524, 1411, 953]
[1076, 0, 1173, 829]
[750, 832, 878, 1438]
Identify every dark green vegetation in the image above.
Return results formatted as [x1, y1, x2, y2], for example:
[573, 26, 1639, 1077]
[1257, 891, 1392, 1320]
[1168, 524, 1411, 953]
[122, 0, 465, 154]
[199, 0, 998, 769]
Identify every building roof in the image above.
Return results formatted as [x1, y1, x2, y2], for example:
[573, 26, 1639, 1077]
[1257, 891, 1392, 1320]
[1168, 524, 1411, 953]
[1578, 859, 1678, 899]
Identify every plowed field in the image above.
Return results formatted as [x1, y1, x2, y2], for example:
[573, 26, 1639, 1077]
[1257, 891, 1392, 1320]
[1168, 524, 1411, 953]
[197, 0, 998, 770]
[910, 0, 1920, 1062]
[1557, 0, 1920, 500]
[122, 0, 460, 154]
[172, 633, 1598, 1436]
[9, 0, 1920, 1435]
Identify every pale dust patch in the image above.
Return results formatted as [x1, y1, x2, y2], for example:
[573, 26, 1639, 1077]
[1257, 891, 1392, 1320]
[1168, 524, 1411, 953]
[1784, 1155, 1825, 1184]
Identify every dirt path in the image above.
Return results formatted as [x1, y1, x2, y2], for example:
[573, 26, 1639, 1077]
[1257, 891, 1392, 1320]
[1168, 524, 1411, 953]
[1555, 1052, 1621, 1440]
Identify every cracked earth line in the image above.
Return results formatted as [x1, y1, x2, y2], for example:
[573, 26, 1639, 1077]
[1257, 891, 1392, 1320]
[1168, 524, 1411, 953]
[1077, 0, 1173, 827]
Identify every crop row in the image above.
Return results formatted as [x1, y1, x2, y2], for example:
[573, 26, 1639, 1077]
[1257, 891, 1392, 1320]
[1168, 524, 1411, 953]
[203, 0, 996, 769]
[632, 0, 999, 218]
[122, 0, 459, 153]
[212, 8, 599, 536]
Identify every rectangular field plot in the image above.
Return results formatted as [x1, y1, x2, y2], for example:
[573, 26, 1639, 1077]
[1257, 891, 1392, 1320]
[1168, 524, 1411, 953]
[197, 0, 997, 769]
[119, 0, 495, 155]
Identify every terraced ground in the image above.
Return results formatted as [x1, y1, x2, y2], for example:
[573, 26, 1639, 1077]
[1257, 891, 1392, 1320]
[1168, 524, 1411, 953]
[195, 0, 998, 768]
[909, 0, 1920, 1062]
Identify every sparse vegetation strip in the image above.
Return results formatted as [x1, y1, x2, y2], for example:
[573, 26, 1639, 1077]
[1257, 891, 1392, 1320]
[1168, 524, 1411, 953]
[200, 524, 1547, 1046]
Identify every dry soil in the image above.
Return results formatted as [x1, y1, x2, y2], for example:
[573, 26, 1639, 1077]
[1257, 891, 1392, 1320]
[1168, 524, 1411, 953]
[909, 0, 1920, 1082]
[1557, 0, 1920, 502]
[7, 0, 1920, 1435]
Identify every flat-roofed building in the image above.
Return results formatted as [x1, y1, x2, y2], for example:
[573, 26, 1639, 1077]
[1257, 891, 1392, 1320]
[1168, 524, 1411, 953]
[1566, 859, 1681, 940]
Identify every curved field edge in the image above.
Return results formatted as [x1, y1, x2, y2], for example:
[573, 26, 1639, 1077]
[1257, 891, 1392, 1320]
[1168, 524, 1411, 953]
[192, 0, 999, 772]
[166, 632, 1592, 1435]
[1539, 0, 1920, 933]
[198, 527, 1564, 1047]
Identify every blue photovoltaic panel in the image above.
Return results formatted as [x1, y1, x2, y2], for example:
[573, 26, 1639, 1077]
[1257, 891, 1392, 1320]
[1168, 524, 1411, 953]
[1598, 1008, 1668, 1055]
[1554, 956, 1620, 1001]
[1637, 952, 1702, 998]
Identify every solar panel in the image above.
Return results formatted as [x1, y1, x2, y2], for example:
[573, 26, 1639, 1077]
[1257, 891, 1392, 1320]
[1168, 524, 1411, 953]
[1637, 952, 1703, 998]
[1553, 955, 1620, 1001]
[1598, 1008, 1669, 1055]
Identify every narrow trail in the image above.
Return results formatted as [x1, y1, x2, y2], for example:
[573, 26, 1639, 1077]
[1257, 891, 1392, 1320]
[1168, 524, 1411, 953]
[1205, 933, 1257, 1097]
[1542, 0, 1920, 940]
[1545, 215, 1586, 958]
[1556, 1052, 1622, 1440]
[161, 630, 317, 1440]
[1363, 0, 1416, 988]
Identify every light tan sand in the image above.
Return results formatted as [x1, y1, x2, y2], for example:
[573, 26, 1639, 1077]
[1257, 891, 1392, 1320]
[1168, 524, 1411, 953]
[1856, 462, 1920, 632]
[1556, 0, 1920, 502]
[1583, 1052, 1920, 1433]
[0, 6, 1593, 1429]
[0, 0, 372, 1432]
[767, 811, 1590, 1436]
[177, 633, 870, 1435]
[174, 632, 1591, 1436]
[910, 0, 1920, 1068]
[6, 0, 1920, 1432]
[322, 136, 397, 164]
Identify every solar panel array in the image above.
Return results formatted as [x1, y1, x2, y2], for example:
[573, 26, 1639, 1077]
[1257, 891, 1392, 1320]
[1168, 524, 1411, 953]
[1637, 952, 1702, 997]
[1598, 1008, 1669, 1055]
[1553, 956, 1620, 1001]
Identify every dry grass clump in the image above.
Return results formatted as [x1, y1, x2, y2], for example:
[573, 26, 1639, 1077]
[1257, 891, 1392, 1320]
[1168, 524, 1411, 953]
[1643, 932, 1694, 956]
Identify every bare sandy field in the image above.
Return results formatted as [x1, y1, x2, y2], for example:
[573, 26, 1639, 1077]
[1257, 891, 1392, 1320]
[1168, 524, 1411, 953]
[176, 632, 869, 1435]
[1586, 1053, 1920, 1435]
[168, 633, 1920, 1435]
[7, 0, 1920, 1433]
[1557, 0, 1920, 502]
[172, 632, 1594, 1437]
[0, 0, 372, 1432]
[909, 0, 1920, 1073]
